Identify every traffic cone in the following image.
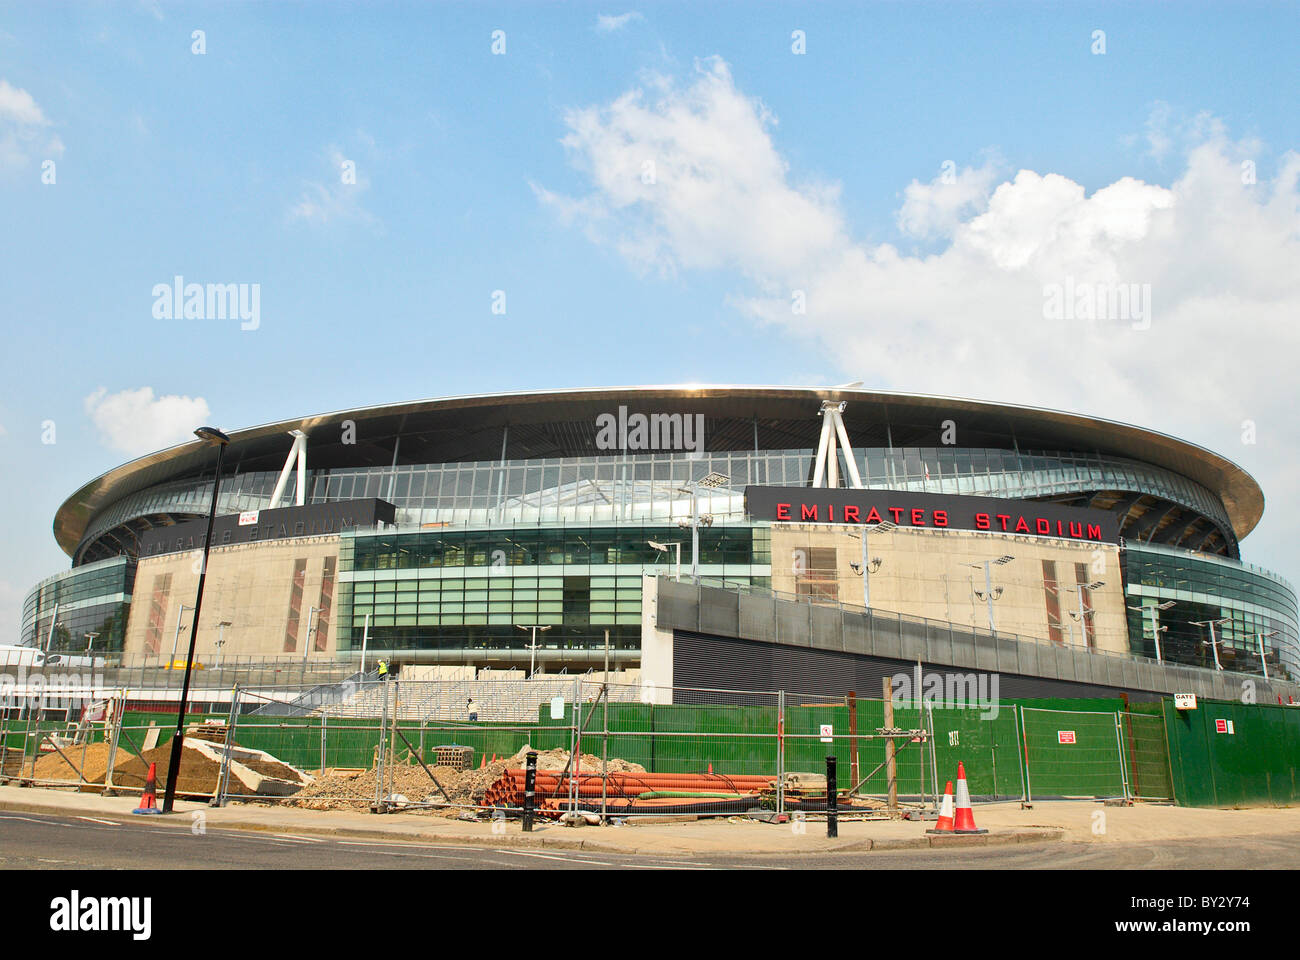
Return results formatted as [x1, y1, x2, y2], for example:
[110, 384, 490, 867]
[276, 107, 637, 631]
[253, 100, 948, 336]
[132, 762, 162, 815]
[707, 762, 713, 774]
[952, 761, 988, 834]
[926, 781, 955, 834]
[479, 754, 486, 769]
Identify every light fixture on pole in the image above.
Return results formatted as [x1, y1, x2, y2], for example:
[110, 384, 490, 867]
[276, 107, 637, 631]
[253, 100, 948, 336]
[1128, 600, 1175, 663]
[967, 555, 1014, 633]
[215, 620, 232, 664]
[84, 631, 99, 654]
[169, 603, 193, 667]
[847, 519, 896, 609]
[1066, 580, 1105, 647]
[515, 624, 552, 677]
[302, 606, 322, 667]
[1190, 617, 1230, 671]
[162, 425, 231, 814]
[43, 602, 60, 653]
[647, 540, 683, 580]
[1254, 629, 1279, 681]
[677, 472, 728, 582]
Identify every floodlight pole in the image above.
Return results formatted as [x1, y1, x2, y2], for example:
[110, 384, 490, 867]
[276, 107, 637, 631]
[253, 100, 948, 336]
[1191, 618, 1227, 671]
[163, 427, 230, 814]
[302, 606, 322, 667]
[690, 483, 700, 582]
[982, 561, 995, 633]
[169, 604, 192, 666]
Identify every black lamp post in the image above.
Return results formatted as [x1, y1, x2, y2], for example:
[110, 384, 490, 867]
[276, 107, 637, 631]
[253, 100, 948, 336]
[162, 425, 231, 813]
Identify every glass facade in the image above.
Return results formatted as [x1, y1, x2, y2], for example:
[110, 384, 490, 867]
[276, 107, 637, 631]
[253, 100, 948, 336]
[20, 557, 135, 654]
[338, 523, 772, 654]
[1123, 543, 1299, 680]
[76, 445, 1233, 562]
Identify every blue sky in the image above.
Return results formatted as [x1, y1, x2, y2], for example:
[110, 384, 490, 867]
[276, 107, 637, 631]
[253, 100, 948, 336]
[1, 1, 1298, 633]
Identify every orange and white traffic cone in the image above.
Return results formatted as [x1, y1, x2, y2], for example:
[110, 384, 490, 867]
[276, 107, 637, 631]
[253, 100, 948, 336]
[952, 761, 988, 834]
[132, 762, 162, 815]
[926, 781, 955, 834]
[479, 754, 486, 769]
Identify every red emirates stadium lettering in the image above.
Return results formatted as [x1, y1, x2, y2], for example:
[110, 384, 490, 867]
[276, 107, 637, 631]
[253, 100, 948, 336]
[771, 500, 1105, 542]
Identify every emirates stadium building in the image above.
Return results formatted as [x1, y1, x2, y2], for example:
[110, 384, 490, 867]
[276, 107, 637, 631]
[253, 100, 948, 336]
[19, 386, 1300, 690]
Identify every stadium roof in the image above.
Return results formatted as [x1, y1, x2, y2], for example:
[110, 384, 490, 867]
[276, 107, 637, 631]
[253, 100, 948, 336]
[53, 385, 1264, 556]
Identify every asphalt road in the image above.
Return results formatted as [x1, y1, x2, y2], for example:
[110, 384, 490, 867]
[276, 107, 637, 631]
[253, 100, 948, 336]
[2, 811, 1298, 869]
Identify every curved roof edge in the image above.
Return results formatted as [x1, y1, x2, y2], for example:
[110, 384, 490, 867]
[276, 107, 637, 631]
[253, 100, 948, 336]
[53, 385, 1265, 557]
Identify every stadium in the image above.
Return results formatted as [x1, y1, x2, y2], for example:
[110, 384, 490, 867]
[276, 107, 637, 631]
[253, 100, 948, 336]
[18, 385, 1300, 702]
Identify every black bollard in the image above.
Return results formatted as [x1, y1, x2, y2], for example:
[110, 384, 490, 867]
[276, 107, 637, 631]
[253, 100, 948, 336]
[826, 755, 838, 838]
[522, 751, 538, 832]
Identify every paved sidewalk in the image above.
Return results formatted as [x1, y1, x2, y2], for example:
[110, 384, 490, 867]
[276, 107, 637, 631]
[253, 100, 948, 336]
[2, 784, 1297, 856]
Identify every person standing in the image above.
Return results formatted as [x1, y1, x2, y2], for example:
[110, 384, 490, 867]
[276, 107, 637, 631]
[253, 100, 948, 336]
[378, 659, 389, 681]
[467, 697, 478, 721]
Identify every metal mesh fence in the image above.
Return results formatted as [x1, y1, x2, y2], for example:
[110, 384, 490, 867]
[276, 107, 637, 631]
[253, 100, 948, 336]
[1021, 707, 1126, 800]
[1, 679, 1188, 815]
[1120, 711, 1174, 801]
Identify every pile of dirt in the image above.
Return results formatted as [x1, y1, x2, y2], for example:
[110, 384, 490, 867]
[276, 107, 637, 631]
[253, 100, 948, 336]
[112, 739, 313, 798]
[31, 742, 118, 789]
[289, 744, 645, 814]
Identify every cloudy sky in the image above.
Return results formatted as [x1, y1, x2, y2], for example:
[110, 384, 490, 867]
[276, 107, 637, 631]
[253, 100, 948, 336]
[0, 2, 1297, 636]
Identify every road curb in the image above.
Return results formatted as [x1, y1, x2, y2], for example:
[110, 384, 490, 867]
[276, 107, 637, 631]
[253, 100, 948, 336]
[0, 793, 1064, 857]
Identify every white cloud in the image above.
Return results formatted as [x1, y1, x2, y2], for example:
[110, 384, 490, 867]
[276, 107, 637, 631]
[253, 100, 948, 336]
[596, 12, 643, 33]
[288, 145, 376, 226]
[541, 62, 1300, 565]
[84, 387, 211, 457]
[0, 78, 63, 173]
[897, 160, 1003, 240]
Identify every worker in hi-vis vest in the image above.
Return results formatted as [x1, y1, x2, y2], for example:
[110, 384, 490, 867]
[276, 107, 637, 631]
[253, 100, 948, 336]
[378, 659, 388, 680]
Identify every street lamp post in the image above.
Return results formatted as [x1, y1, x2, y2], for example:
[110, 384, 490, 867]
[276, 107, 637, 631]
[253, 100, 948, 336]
[84, 632, 99, 654]
[967, 556, 1014, 633]
[647, 540, 682, 580]
[1066, 580, 1105, 647]
[516, 624, 552, 677]
[302, 606, 322, 668]
[1128, 600, 1175, 663]
[1255, 629, 1280, 681]
[169, 604, 193, 667]
[215, 621, 232, 668]
[162, 425, 231, 814]
[677, 473, 728, 583]
[1190, 617, 1230, 671]
[43, 602, 60, 653]
[848, 519, 895, 609]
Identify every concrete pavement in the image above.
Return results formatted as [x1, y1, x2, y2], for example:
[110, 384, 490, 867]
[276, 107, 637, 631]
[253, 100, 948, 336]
[2, 784, 1299, 857]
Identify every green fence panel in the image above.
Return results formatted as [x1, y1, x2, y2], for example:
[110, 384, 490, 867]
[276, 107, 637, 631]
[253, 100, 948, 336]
[1119, 712, 1173, 800]
[1021, 707, 1125, 799]
[928, 704, 1025, 800]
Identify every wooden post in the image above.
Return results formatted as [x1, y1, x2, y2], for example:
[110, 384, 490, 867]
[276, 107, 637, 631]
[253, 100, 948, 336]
[882, 676, 897, 811]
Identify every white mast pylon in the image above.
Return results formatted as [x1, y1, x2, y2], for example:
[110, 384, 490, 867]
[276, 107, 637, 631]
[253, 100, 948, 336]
[267, 429, 309, 508]
[813, 401, 863, 489]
